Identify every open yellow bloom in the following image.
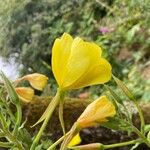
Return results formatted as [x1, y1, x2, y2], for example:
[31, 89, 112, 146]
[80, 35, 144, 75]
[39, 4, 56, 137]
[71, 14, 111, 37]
[15, 87, 34, 103]
[52, 33, 111, 90]
[77, 95, 116, 128]
[22, 73, 48, 91]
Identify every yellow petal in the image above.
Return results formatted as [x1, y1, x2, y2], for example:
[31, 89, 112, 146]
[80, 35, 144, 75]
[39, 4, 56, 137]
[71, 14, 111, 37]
[77, 95, 116, 128]
[68, 133, 82, 147]
[23, 73, 48, 91]
[62, 39, 102, 88]
[51, 33, 111, 90]
[52, 33, 73, 86]
[67, 58, 111, 89]
[15, 87, 34, 103]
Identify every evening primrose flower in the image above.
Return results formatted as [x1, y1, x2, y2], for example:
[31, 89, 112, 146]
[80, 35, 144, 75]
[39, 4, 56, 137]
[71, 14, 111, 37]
[15, 87, 34, 103]
[77, 95, 116, 128]
[22, 73, 48, 91]
[52, 33, 111, 90]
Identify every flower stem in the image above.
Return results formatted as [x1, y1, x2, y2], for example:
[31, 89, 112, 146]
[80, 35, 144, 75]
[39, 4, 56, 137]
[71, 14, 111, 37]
[103, 139, 141, 149]
[59, 98, 65, 134]
[60, 122, 81, 150]
[47, 131, 70, 150]
[133, 100, 145, 134]
[30, 88, 64, 150]
[132, 125, 150, 147]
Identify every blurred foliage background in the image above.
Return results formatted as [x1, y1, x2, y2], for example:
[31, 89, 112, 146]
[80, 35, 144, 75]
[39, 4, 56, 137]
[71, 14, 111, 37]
[0, 0, 150, 101]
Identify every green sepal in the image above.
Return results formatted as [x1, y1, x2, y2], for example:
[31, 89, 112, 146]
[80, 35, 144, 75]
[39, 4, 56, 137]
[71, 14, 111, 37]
[104, 84, 123, 104]
[113, 75, 135, 101]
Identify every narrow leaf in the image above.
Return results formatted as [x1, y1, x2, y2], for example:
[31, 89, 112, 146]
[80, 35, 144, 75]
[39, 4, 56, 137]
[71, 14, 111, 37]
[31, 101, 51, 127]
[0, 71, 19, 104]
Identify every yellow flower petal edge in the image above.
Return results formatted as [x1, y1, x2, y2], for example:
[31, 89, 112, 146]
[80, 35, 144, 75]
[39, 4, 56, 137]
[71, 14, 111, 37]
[52, 33, 73, 86]
[51, 33, 111, 90]
[77, 95, 116, 128]
[68, 133, 82, 147]
[22, 73, 48, 91]
[67, 58, 112, 89]
[15, 87, 34, 103]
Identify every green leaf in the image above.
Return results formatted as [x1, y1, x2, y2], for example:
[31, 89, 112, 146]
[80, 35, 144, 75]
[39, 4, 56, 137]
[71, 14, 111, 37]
[0, 71, 19, 104]
[31, 101, 52, 127]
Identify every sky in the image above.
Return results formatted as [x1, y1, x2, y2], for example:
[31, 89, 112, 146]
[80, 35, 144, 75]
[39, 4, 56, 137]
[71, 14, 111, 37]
[0, 57, 18, 80]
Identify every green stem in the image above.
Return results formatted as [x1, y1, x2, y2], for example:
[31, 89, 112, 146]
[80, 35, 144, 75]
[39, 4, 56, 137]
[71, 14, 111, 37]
[60, 122, 81, 150]
[59, 98, 65, 135]
[13, 103, 22, 136]
[132, 126, 150, 147]
[103, 139, 141, 149]
[47, 131, 70, 150]
[133, 100, 145, 134]
[0, 142, 13, 148]
[30, 88, 64, 150]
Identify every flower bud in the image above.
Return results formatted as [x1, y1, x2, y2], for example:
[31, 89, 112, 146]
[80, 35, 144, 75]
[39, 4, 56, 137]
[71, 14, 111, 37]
[15, 87, 34, 102]
[77, 95, 116, 128]
[22, 73, 48, 91]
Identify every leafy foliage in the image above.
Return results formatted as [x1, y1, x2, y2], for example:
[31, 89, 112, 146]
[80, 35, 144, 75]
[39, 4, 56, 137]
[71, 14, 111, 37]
[0, 0, 111, 76]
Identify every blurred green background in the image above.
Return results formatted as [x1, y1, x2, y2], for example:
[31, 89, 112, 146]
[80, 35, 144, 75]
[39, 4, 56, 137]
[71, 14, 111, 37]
[0, 0, 150, 101]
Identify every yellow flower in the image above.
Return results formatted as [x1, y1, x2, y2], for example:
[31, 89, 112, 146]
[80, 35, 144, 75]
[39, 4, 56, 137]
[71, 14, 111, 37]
[52, 33, 111, 90]
[15, 87, 34, 103]
[77, 95, 116, 128]
[22, 73, 48, 91]
[68, 133, 81, 147]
